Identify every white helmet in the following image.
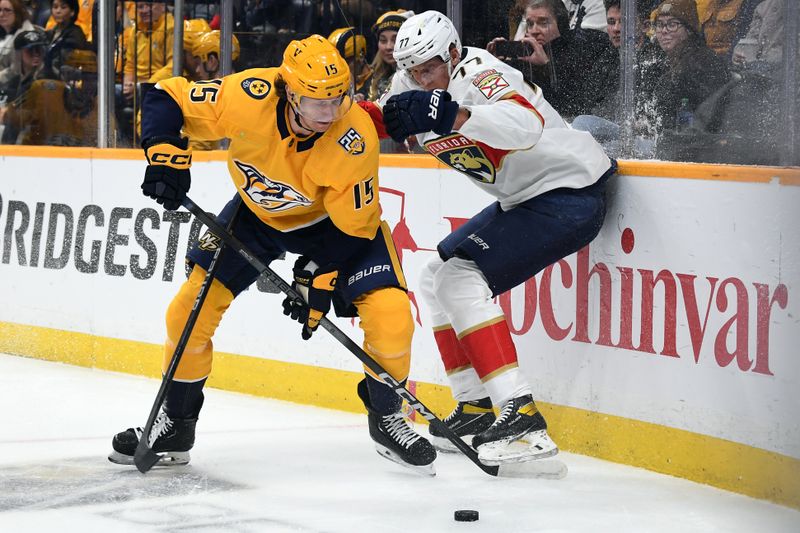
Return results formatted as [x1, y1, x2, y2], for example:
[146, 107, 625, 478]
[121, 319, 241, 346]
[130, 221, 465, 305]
[393, 10, 461, 71]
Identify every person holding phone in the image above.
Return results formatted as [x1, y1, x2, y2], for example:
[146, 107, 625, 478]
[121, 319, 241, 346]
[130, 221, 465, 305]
[361, 10, 616, 465]
[487, 0, 616, 119]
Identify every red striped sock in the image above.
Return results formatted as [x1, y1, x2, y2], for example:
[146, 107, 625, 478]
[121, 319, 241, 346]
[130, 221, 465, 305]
[459, 319, 519, 380]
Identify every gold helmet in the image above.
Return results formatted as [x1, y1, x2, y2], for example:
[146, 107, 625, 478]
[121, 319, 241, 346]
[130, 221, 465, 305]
[192, 30, 240, 62]
[328, 27, 367, 61]
[183, 19, 211, 52]
[279, 34, 351, 99]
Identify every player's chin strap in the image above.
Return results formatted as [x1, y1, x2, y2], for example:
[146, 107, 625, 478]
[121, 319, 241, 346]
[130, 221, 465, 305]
[288, 98, 316, 135]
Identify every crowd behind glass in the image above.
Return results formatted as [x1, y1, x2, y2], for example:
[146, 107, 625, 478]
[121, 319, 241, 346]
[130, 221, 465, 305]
[0, 0, 796, 165]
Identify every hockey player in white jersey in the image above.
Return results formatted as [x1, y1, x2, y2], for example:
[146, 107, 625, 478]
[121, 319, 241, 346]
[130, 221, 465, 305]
[363, 10, 616, 465]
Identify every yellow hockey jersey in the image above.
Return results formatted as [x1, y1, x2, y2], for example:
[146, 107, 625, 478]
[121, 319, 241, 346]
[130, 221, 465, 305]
[157, 68, 381, 239]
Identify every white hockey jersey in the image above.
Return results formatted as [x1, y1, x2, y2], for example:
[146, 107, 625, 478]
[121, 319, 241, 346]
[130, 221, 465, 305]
[380, 47, 612, 210]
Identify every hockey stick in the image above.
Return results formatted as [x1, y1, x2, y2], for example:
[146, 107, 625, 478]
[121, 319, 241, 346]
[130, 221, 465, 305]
[180, 197, 502, 477]
[133, 198, 243, 473]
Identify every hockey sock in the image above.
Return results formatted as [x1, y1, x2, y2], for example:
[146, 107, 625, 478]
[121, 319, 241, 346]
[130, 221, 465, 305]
[165, 378, 207, 418]
[360, 375, 403, 415]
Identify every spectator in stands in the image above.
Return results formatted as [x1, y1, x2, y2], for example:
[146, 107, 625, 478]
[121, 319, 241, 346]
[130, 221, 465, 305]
[367, 9, 412, 102]
[0, 0, 35, 84]
[731, 0, 783, 74]
[700, 0, 759, 58]
[489, 0, 617, 118]
[368, 8, 416, 154]
[3, 27, 48, 99]
[646, 0, 730, 131]
[45, 0, 93, 42]
[122, 0, 174, 100]
[1, 27, 49, 142]
[44, 0, 88, 76]
[571, 0, 667, 156]
[150, 18, 211, 84]
[329, 27, 371, 101]
[3, 48, 100, 145]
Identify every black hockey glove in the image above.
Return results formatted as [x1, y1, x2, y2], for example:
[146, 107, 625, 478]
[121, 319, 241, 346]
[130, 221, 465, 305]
[383, 89, 459, 143]
[281, 256, 338, 340]
[142, 136, 192, 211]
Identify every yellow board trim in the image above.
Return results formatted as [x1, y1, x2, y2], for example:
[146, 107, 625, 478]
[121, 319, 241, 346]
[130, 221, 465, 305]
[1, 321, 799, 509]
[0, 145, 797, 185]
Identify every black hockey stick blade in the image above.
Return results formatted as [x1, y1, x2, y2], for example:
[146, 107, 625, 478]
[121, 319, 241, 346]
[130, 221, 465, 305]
[134, 436, 162, 473]
[181, 197, 501, 477]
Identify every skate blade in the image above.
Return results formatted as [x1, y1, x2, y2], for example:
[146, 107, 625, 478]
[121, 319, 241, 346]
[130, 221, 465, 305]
[374, 444, 436, 477]
[108, 450, 191, 467]
[496, 459, 568, 480]
[430, 434, 473, 454]
[477, 433, 559, 466]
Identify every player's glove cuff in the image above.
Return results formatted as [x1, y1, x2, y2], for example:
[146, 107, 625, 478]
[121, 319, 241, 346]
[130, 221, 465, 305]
[281, 257, 338, 340]
[143, 136, 192, 169]
[432, 91, 459, 136]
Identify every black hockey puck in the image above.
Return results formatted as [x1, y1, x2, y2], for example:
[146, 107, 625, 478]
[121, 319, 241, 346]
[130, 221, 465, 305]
[454, 509, 479, 522]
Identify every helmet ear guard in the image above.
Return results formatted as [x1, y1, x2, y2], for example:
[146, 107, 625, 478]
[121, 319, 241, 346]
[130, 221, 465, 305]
[392, 10, 461, 71]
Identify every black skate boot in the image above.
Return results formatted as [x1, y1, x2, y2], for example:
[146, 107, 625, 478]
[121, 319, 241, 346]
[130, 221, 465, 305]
[108, 380, 204, 467]
[108, 408, 197, 466]
[358, 378, 437, 476]
[472, 394, 558, 465]
[428, 397, 496, 453]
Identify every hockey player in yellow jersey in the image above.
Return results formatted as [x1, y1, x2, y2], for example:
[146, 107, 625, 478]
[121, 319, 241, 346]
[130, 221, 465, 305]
[108, 35, 437, 475]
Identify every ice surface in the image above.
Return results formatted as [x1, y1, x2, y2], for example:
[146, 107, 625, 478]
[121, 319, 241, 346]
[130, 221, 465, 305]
[0, 353, 797, 532]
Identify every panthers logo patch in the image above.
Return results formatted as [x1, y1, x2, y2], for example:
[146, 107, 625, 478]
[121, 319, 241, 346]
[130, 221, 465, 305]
[241, 77, 271, 100]
[235, 160, 312, 212]
[425, 134, 496, 184]
[337, 128, 365, 155]
[472, 69, 510, 100]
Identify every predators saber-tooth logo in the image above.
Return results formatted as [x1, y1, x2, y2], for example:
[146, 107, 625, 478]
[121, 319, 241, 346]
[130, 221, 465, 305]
[338, 128, 365, 155]
[235, 160, 312, 212]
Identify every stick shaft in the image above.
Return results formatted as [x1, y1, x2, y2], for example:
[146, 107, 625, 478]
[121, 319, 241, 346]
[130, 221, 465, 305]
[182, 197, 498, 476]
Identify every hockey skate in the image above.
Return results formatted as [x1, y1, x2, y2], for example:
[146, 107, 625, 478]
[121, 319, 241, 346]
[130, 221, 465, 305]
[108, 408, 197, 466]
[472, 394, 559, 466]
[368, 410, 438, 476]
[358, 378, 437, 475]
[428, 397, 496, 453]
